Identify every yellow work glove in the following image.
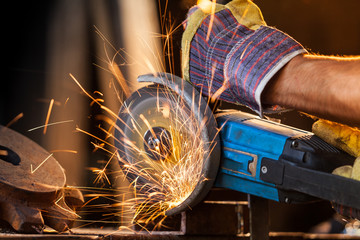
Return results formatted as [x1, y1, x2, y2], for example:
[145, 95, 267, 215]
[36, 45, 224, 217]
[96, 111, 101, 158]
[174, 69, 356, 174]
[312, 119, 360, 219]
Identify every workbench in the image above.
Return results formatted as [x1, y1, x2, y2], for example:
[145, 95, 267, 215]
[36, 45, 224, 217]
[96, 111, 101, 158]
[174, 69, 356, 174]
[1, 189, 359, 240]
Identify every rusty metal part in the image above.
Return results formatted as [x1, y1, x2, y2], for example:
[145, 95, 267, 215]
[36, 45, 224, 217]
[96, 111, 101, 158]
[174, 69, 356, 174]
[0, 125, 84, 233]
[0, 125, 65, 206]
[64, 187, 85, 210]
[42, 194, 80, 233]
[0, 202, 44, 233]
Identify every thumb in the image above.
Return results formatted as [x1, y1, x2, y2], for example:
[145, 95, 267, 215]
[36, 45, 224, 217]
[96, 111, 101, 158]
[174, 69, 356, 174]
[312, 119, 360, 157]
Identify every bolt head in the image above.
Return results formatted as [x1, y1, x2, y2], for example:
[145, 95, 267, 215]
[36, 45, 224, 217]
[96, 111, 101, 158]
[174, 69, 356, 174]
[291, 140, 299, 148]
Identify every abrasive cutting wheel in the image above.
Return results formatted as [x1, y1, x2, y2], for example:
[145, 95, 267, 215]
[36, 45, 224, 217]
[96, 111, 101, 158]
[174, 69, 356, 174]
[114, 73, 220, 216]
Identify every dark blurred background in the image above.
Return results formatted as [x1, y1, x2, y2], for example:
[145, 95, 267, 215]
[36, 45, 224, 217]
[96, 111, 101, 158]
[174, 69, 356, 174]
[2, 0, 360, 232]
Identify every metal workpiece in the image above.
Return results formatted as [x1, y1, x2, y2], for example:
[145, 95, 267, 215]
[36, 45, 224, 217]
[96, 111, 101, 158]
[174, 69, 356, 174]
[0, 125, 84, 233]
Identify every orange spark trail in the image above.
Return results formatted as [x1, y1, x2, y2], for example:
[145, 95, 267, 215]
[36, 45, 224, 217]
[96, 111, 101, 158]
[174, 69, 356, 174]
[206, 0, 217, 41]
[50, 149, 78, 154]
[70, 73, 100, 106]
[65, 97, 70, 106]
[75, 127, 116, 149]
[6, 113, 24, 128]
[93, 91, 104, 96]
[66, 2, 222, 230]
[108, 62, 131, 99]
[44, 99, 54, 134]
[54, 195, 81, 218]
[92, 152, 116, 185]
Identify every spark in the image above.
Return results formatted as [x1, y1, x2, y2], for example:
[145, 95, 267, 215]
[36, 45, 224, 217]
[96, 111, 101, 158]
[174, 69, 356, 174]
[110, 87, 212, 228]
[65, 97, 70, 105]
[211, 79, 228, 101]
[6, 112, 24, 128]
[205, 0, 217, 41]
[76, 127, 116, 149]
[91, 168, 111, 186]
[150, 1, 183, 77]
[92, 152, 116, 186]
[91, 142, 106, 153]
[108, 61, 131, 99]
[43, 99, 54, 134]
[144, 58, 159, 76]
[240, 41, 252, 60]
[70, 73, 132, 131]
[93, 91, 104, 96]
[31, 153, 53, 174]
[239, 1, 251, 24]
[90, 98, 105, 107]
[50, 149, 78, 154]
[70, 74, 101, 106]
[55, 195, 81, 219]
[66, 0, 226, 232]
[28, 120, 74, 132]
[36, 98, 62, 106]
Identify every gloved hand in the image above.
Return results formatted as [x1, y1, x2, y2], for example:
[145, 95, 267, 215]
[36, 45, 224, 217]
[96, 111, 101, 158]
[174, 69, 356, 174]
[182, 0, 307, 116]
[312, 119, 360, 219]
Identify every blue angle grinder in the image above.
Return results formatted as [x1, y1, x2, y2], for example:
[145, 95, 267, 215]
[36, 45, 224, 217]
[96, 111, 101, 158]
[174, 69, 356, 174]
[114, 72, 360, 217]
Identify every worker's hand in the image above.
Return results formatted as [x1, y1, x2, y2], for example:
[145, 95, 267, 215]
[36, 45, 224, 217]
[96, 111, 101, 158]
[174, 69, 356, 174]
[182, 0, 306, 116]
[312, 119, 360, 219]
[313, 119, 360, 159]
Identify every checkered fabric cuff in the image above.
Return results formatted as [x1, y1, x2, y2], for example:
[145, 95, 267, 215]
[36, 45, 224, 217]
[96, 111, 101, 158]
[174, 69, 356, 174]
[224, 25, 306, 115]
[184, 4, 307, 116]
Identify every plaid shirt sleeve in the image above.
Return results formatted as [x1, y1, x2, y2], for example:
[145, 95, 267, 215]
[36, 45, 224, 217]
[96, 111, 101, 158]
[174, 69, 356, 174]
[182, 1, 307, 116]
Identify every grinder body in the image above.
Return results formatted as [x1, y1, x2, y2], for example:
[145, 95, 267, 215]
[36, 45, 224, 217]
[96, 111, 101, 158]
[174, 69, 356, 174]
[215, 111, 356, 206]
[116, 73, 360, 216]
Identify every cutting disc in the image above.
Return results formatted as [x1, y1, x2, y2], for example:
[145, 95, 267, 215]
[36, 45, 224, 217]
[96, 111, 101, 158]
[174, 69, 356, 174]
[115, 73, 220, 216]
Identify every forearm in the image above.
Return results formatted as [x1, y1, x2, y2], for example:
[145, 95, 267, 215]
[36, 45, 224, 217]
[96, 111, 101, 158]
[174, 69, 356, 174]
[262, 54, 360, 125]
